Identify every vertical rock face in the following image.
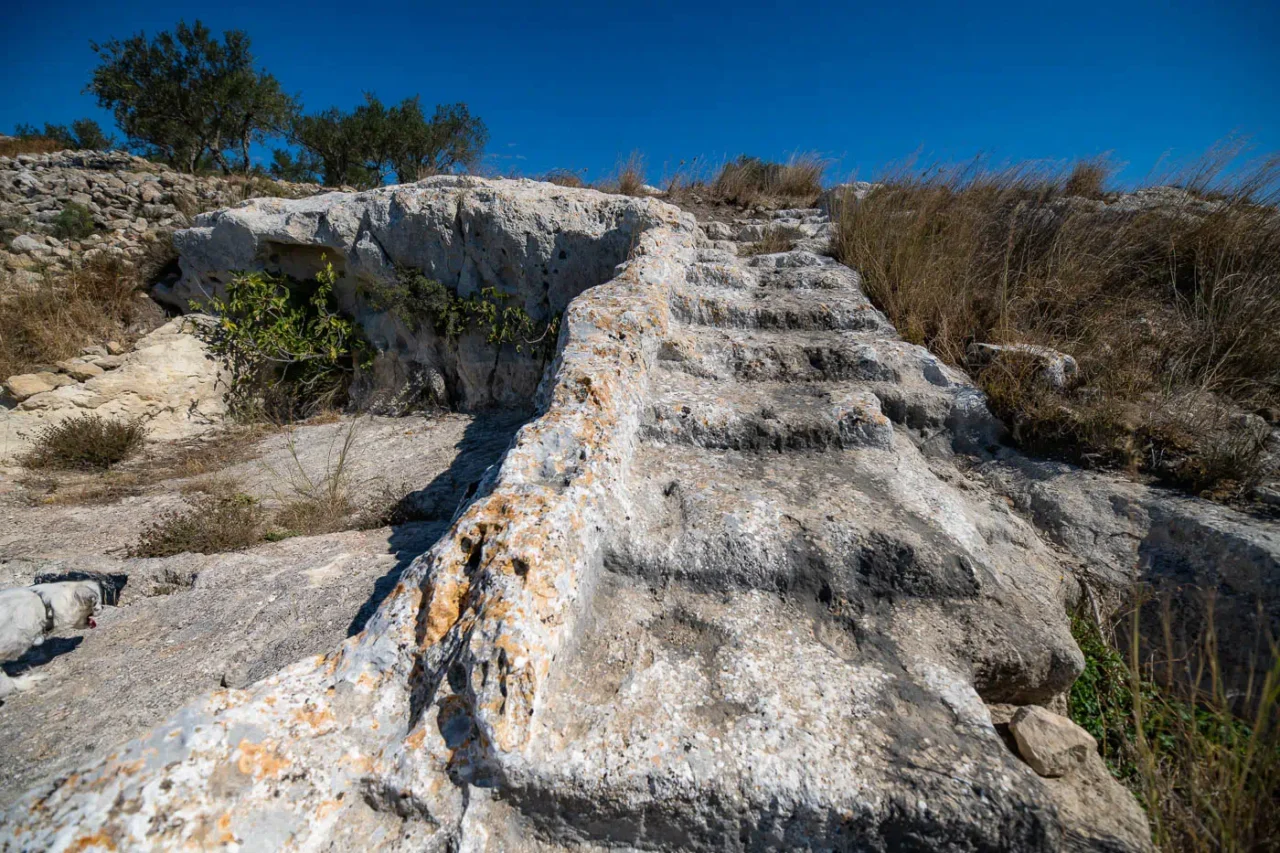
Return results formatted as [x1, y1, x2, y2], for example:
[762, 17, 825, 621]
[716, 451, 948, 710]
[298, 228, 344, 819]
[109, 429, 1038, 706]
[168, 176, 674, 410]
[2, 183, 1152, 851]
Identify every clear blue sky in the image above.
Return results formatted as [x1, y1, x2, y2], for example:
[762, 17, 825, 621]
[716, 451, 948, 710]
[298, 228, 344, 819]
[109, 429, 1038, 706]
[2, 0, 1276, 185]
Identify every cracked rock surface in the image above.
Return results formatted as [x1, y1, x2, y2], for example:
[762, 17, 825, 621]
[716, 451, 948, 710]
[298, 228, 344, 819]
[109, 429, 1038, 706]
[0, 180, 1210, 851]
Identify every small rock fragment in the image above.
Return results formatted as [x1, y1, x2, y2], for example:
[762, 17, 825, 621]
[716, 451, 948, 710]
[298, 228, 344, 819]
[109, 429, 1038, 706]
[1010, 705, 1096, 777]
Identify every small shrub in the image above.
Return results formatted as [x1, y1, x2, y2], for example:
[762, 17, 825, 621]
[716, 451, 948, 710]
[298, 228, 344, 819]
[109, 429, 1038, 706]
[129, 492, 265, 557]
[20, 415, 147, 470]
[363, 268, 561, 357]
[51, 203, 96, 240]
[600, 152, 646, 196]
[541, 169, 586, 188]
[193, 258, 369, 420]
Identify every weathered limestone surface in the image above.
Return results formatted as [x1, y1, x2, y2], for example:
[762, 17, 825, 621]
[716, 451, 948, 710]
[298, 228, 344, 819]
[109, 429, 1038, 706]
[168, 176, 673, 410]
[0, 317, 226, 460]
[0, 181, 1165, 850]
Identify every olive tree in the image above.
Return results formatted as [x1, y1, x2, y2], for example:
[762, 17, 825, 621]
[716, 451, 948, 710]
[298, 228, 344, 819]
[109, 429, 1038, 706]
[278, 94, 486, 188]
[86, 20, 295, 173]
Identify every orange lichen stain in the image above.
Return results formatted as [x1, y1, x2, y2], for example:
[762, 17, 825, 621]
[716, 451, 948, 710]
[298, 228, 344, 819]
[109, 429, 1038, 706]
[67, 832, 117, 852]
[422, 575, 471, 645]
[293, 703, 334, 731]
[217, 813, 237, 844]
[264, 696, 278, 707]
[404, 725, 429, 751]
[235, 740, 291, 779]
[315, 799, 345, 821]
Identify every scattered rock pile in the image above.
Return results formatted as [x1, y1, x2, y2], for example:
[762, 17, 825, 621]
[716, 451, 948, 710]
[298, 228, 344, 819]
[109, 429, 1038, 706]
[0, 149, 322, 286]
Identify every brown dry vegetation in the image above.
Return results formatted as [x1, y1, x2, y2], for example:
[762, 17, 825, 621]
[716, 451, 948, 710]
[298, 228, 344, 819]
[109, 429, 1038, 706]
[831, 151, 1280, 499]
[0, 240, 175, 379]
[601, 151, 647, 196]
[540, 168, 587, 188]
[741, 224, 801, 256]
[0, 136, 65, 158]
[709, 154, 825, 208]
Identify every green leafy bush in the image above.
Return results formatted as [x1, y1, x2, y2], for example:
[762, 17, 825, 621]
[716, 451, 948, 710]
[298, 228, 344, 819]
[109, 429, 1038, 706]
[1069, 607, 1280, 850]
[51, 203, 96, 240]
[193, 257, 368, 419]
[20, 414, 147, 470]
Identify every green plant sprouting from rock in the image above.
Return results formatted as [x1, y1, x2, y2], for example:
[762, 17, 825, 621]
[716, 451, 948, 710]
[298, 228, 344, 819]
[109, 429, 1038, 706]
[193, 257, 368, 418]
[365, 267, 561, 358]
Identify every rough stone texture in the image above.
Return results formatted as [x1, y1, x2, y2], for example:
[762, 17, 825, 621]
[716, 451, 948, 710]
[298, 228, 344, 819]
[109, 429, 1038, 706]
[1010, 706, 1096, 778]
[0, 181, 1158, 851]
[981, 455, 1280, 700]
[966, 342, 1080, 390]
[0, 149, 322, 280]
[2, 372, 71, 402]
[169, 176, 676, 410]
[0, 317, 226, 460]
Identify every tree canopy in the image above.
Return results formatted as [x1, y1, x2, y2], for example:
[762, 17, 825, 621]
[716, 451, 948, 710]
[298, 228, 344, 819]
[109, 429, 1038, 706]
[277, 95, 487, 188]
[14, 119, 116, 151]
[86, 20, 295, 174]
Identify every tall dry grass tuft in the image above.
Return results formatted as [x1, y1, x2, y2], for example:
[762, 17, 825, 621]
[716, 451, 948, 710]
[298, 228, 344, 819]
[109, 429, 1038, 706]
[1071, 593, 1280, 852]
[709, 153, 826, 208]
[830, 152, 1280, 497]
[0, 253, 162, 379]
[0, 136, 64, 158]
[601, 151, 647, 197]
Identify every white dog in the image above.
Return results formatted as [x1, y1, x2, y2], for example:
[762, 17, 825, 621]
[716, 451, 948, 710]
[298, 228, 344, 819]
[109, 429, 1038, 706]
[0, 580, 102, 700]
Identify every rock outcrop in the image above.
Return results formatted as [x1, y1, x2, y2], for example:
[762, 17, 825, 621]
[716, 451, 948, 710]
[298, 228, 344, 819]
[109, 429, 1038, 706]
[168, 176, 675, 410]
[0, 317, 226, 460]
[0, 178, 1171, 851]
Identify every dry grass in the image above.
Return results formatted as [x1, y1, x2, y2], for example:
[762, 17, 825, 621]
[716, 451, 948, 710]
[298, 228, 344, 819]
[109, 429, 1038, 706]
[265, 419, 361, 538]
[600, 152, 647, 197]
[129, 491, 266, 558]
[0, 244, 174, 379]
[831, 151, 1280, 498]
[0, 137, 64, 158]
[19, 414, 147, 470]
[709, 153, 825, 208]
[740, 224, 800, 256]
[540, 169, 587, 188]
[1071, 593, 1280, 851]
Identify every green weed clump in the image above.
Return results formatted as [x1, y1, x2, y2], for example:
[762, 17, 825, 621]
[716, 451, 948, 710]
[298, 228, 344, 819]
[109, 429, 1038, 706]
[51, 203, 96, 240]
[364, 268, 560, 357]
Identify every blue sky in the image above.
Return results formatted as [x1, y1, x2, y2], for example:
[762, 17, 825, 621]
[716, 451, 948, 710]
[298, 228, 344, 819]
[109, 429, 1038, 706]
[2, 0, 1276, 185]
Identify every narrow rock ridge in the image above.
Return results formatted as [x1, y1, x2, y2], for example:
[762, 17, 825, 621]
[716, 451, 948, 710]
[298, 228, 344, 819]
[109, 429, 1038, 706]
[2, 183, 1156, 851]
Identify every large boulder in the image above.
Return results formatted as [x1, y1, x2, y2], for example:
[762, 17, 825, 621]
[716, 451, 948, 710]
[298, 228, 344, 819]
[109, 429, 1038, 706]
[167, 176, 683, 410]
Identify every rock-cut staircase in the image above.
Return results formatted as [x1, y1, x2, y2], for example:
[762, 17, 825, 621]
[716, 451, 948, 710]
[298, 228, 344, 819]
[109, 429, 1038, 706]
[2, 182, 1151, 853]
[505, 206, 1138, 850]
